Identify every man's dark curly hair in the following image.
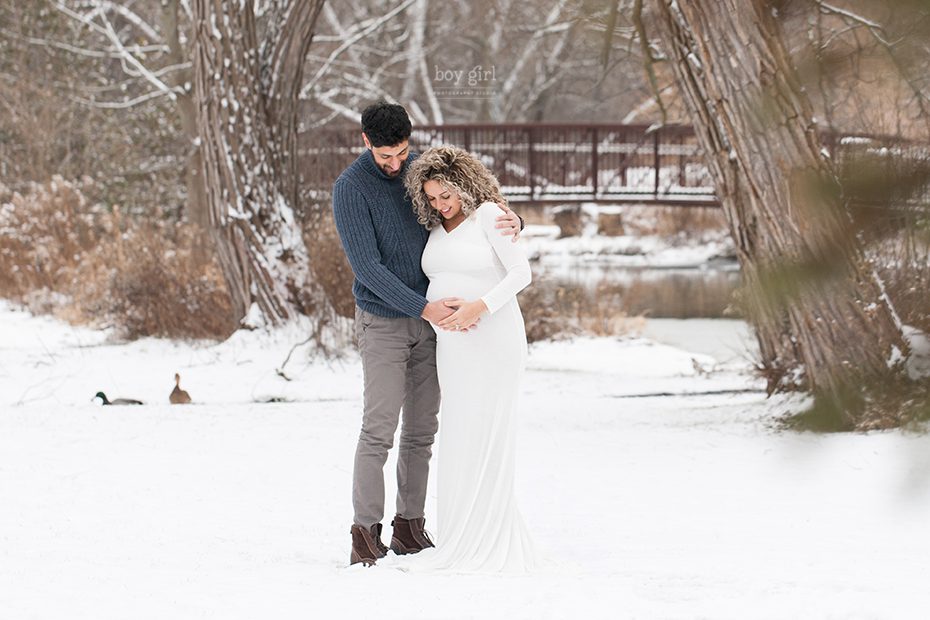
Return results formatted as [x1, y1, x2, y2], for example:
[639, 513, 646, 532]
[361, 101, 412, 147]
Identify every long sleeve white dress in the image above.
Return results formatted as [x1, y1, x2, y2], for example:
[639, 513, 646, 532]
[401, 201, 539, 574]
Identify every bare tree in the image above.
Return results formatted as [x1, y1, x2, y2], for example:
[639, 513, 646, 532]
[644, 0, 910, 428]
[301, 0, 639, 126]
[0, 2, 186, 218]
[190, 0, 336, 329]
[48, 0, 207, 225]
[300, 0, 421, 125]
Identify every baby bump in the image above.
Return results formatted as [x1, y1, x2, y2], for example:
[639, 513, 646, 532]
[426, 274, 489, 304]
[435, 303, 527, 379]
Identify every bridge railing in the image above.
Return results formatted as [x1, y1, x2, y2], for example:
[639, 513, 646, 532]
[299, 123, 716, 206]
[408, 123, 716, 205]
[299, 123, 929, 209]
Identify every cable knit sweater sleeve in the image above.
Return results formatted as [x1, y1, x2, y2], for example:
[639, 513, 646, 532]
[476, 202, 532, 314]
[332, 178, 429, 318]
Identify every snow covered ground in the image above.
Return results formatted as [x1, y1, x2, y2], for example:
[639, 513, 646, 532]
[2, 302, 929, 619]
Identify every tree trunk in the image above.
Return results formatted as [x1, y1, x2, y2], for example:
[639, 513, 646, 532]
[160, 0, 207, 231]
[190, 0, 330, 327]
[650, 0, 908, 427]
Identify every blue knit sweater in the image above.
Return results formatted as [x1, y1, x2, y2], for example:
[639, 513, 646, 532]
[332, 150, 430, 319]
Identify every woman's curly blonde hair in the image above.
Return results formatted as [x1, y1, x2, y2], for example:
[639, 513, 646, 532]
[404, 145, 507, 230]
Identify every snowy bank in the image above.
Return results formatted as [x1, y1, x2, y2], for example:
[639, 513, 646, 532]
[1, 302, 929, 620]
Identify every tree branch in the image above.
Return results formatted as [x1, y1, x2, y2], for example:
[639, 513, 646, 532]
[299, 0, 417, 97]
[632, 0, 666, 124]
[69, 88, 176, 109]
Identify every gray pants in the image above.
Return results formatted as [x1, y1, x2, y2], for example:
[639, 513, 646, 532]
[353, 306, 440, 529]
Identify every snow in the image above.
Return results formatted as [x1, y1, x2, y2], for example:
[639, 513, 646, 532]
[641, 317, 756, 366]
[839, 136, 875, 146]
[523, 225, 736, 270]
[240, 301, 267, 331]
[528, 233, 734, 269]
[686, 52, 702, 70]
[904, 324, 930, 380]
[1, 301, 929, 619]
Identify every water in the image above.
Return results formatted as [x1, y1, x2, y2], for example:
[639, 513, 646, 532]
[534, 260, 741, 319]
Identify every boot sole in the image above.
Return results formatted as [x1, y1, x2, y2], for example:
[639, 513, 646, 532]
[390, 538, 433, 555]
[390, 538, 414, 555]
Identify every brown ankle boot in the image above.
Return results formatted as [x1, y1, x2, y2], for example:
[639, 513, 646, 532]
[350, 523, 387, 566]
[390, 515, 435, 555]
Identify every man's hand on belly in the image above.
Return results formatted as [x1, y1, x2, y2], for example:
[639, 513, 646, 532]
[422, 298, 459, 324]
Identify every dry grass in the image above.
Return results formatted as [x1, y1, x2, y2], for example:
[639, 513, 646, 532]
[520, 279, 645, 343]
[0, 177, 235, 340]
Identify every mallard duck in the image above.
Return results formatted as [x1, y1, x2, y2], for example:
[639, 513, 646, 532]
[94, 391, 143, 406]
[169, 372, 192, 404]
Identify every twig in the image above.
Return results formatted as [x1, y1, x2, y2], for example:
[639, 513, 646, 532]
[69, 88, 177, 109]
[607, 388, 766, 399]
[276, 334, 315, 381]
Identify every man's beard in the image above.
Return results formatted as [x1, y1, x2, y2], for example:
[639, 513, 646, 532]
[380, 164, 402, 177]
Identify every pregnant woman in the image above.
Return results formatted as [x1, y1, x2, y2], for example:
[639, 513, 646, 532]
[399, 146, 539, 573]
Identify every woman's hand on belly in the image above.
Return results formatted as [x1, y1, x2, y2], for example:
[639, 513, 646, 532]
[437, 299, 488, 332]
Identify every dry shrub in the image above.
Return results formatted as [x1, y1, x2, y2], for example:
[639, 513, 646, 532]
[886, 268, 930, 334]
[302, 209, 356, 320]
[82, 224, 235, 340]
[551, 205, 586, 238]
[872, 235, 930, 335]
[597, 210, 625, 236]
[520, 278, 644, 343]
[621, 205, 727, 241]
[0, 176, 104, 297]
[0, 176, 235, 340]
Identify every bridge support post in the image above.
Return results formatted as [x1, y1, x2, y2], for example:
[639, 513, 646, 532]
[591, 127, 599, 201]
[527, 127, 536, 202]
[653, 127, 661, 198]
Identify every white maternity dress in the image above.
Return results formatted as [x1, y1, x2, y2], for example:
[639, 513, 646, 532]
[402, 201, 539, 574]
